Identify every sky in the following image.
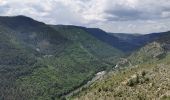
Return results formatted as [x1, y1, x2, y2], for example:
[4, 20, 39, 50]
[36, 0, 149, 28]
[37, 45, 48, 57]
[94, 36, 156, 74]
[0, 0, 170, 34]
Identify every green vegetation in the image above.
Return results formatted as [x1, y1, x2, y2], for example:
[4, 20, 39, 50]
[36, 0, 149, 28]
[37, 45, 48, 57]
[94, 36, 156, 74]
[72, 41, 170, 100]
[0, 16, 123, 100]
[1, 16, 170, 100]
[15, 42, 114, 99]
[128, 42, 166, 65]
[52, 25, 123, 64]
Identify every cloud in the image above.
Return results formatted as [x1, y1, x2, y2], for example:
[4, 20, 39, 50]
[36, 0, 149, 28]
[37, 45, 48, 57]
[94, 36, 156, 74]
[0, 0, 170, 33]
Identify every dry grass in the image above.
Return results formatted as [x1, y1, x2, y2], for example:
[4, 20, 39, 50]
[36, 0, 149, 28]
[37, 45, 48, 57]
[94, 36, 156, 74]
[71, 52, 170, 100]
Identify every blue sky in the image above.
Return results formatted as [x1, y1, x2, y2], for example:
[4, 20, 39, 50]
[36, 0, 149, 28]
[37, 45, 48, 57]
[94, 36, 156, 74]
[0, 0, 170, 34]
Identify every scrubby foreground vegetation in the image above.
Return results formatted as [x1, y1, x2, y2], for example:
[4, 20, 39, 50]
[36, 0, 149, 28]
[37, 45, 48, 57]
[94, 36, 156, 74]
[72, 33, 170, 100]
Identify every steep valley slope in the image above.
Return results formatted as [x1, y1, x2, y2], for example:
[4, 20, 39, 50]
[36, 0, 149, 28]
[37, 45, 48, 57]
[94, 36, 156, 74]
[0, 15, 169, 100]
[72, 32, 170, 100]
[0, 16, 124, 100]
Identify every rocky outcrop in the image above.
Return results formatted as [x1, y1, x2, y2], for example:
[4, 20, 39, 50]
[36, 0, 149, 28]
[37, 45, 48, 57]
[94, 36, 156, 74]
[114, 58, 132, 68]
[164, 43, 170, 51]
[122, 70, 150, 87]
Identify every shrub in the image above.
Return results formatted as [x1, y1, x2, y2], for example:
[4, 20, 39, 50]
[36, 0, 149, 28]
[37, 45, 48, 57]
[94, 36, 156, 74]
[141, 70, 146, 77]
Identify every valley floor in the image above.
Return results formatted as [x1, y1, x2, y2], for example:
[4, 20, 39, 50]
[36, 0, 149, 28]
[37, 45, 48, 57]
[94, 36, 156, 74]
[64, 71, 106, 99]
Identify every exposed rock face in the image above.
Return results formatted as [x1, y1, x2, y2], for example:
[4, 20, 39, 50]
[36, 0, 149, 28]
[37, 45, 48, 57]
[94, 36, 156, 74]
[115, 58, 132, 68]
[128, 42, 167, 65]
[145, 42, 164, 57]
[164, 43, 170, 51]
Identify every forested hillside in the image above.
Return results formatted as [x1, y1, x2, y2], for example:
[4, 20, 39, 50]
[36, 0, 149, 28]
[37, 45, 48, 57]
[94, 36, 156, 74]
[0, 16, 124, 100]
[0, 15, 169, 100]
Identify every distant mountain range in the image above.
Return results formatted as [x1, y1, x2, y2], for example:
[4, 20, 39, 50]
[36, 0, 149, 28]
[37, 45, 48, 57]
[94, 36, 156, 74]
[0, 15, 169, 100]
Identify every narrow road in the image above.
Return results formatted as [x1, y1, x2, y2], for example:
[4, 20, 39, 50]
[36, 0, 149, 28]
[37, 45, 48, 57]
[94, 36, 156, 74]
[64, 71, 106, 99]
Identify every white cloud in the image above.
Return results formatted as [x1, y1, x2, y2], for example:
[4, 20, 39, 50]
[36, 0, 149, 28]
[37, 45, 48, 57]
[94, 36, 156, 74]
[0, 0, 170, 33]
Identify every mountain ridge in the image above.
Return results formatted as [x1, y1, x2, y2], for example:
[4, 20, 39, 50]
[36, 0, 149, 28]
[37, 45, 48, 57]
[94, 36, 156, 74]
[0, 15, 170, 100]
[0, 15, 123, 100]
